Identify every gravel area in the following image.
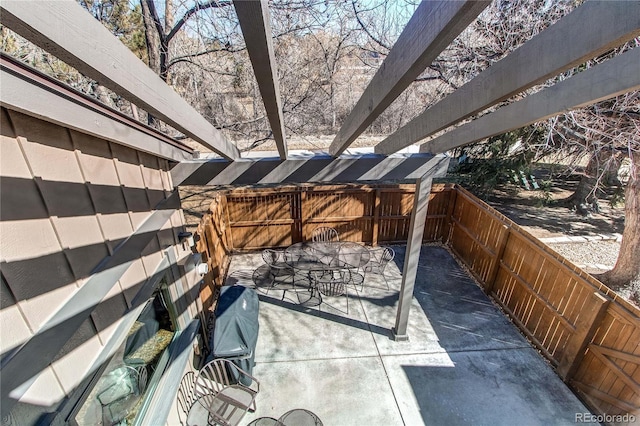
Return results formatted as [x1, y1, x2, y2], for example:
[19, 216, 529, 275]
[546, 240, 620, 273]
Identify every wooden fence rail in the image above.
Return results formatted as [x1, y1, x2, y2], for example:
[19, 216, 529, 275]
[194, 183, 640, 419]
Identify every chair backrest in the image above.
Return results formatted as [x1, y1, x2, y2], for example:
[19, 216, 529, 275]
[195, 359, 260, 397]
[380, 247, 395, 265]
[196, 359, 236, 397]
[284, 248, 304, 264]
[312, 268, 349, 296]
[194, 359, 260, 426]
[311, 226, 339, 243]
[176, 371, 196, 424]
[262, 249, 281, 266]
[368, 247, 395, 271]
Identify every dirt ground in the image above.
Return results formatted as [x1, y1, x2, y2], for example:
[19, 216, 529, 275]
[485, 182, 625, 240]
[480, 165, 625, 269]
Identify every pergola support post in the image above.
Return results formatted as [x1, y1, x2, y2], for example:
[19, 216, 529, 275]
[392, 175, 433, 341]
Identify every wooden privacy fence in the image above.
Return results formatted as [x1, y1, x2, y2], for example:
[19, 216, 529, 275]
[195, 194, 232, 311]
[448, 186, 640, 418]
[194, 183, 640, 418]
[222, 183, 454, 250]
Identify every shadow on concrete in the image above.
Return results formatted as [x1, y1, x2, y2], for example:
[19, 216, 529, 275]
[257, 292, 391, 338]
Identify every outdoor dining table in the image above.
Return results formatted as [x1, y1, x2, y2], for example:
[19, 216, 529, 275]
[284, 241, 370, 271]
[283, 241, 370, 306]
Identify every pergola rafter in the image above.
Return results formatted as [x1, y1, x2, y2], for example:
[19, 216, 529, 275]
[375, 0, 640, 155]
[328, 0, 490, 157]
[0, 0, 240, 160]
[234, 0, 288, 160]
[171, 152, 449, 186]
[419, 48, 640, 154]
[0, 53, 193, 162]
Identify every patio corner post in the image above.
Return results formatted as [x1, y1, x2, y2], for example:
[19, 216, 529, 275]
[392, 175, 433, 341]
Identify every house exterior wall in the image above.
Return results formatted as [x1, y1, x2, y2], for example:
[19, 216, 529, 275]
[0, 107, 200, 424]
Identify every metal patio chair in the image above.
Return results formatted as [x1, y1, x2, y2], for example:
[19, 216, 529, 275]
[311, 226, 339, 243]
[176, 371, 197, 425]
[193, 359, 260, 425]
[311, 267, 352, 314]
[363, 247, 395, 290]
[261, 249, 294, 293]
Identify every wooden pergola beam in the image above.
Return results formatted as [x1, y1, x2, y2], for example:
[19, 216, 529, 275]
[375, 0, 640, 155]
[0, 54, 193, 162]
[328, 0, 489, 157]
[234, 0, 287, 160]
[171, 152, 449, 186]
[420, 48, 640, 154]
[0, 0, 240, 160]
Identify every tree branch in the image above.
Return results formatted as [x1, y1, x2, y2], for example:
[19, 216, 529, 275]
[166, 0, 233, 42]
[168, 45, 246, 69]
[351, 0, 390, 51]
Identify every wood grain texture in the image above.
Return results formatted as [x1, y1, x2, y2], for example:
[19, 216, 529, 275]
[234, 0, 287, 159]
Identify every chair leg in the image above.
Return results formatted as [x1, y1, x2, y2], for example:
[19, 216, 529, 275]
[382, 273, 389, 290]
[265, 272, 275, 295]
[360, 270, 365, 292]
[346, 285, 349, 314]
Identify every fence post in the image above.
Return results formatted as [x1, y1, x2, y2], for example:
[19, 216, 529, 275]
[444, 186, 458, 244]
[289, 191, 300, 243]
[223, 194, 234, 251]
[372, 188, 381, 246]
[300, 189, 307, 241]
[483, 225, 510, 295]
[557, 291, 610, 381]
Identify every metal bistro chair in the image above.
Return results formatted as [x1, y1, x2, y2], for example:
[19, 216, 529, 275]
[311, 267, 352, 314]
[193, 359, 260, 426]
[338, 245, 366, 291]
[311, 226, 339, 243]
[262, 249, 294, 294]
[176, 371, 197, 425]
[363, 247, 395, 290]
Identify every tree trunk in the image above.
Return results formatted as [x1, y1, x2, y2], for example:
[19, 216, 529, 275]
[566, 154, 598, 208]
[140, 0, 163, 126]
[140, 0, 161, 74]
[159, 39, 169, 83]
[599, 151, 640, 289]
[605, 151, 624, 186]
[165, 0, 174, 29]
[565, 150, 615, 214]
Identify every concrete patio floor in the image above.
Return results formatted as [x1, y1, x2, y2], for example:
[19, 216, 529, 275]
[224, 244, 595, 426]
